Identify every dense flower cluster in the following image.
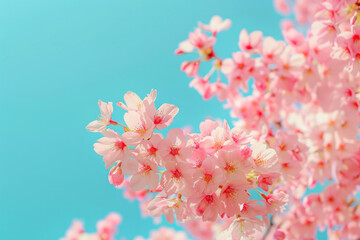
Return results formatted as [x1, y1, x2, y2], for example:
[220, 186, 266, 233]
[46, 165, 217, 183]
[134, 227, 189, 240]
[61, 213, 189, 240]
[86, 90, 286, 239]
[83, 0, 360, 239]
[61, 213, 121, 240]
[174, 1, 360, 239]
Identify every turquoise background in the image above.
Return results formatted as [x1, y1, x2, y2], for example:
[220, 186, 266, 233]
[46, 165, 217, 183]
[1, 0, 326, 239]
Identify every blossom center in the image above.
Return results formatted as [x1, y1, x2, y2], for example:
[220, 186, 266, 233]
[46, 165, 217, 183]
[154, 115, 163, 125]
[204, 173, 212, 183]
[172, 169, 183, 179]
[149, 146, 158, 156]
[114, 140, 126, 150]
[170, 146, 180, 156]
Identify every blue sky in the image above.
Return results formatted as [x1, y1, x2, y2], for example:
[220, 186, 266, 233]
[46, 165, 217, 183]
[0, 0, 323, 239]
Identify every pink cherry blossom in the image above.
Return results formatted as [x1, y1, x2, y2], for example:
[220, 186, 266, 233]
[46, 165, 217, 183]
[122, 110, 155, 146]
[221, 52, 254, 90]
[239, 29, 263, 53]
[94, 129, 131, 168]
[108, 162, 124, 187]
[117, 90, 157, 112]
[199, 125, 233, 155]
[189, 76, 213, 100]
[175, 40, 195, 54]
[264, 188, 289, 214]
[158, 128, 193, 164]
[193, 157, 224, 194]
[216, 148, 252, 180]
[261, 37, 286, 64]
[180, 60, 200, 77]
[148, 227, 188, 240]
[251, 143, 279, 174]
[86, 100, 115, 132]
[160, 161, 194, 197]
[222, 216, 265, 240]
[147, 192, 189, 224]
[188, 29, 216, 50]
[182, 219, 214, 240]
[61, 220, 84, 240]
[134, 134, 164, 166]
[96, 213, 121, 240]
[198, 15, 231, 35]
[129, 157, 159, 191]
[61, 213, 121, 240]
[152, 103, 179, 130]
[219, 181, 251, 217]
[188, 193, 224, 222]
[274, 0, 291, 15]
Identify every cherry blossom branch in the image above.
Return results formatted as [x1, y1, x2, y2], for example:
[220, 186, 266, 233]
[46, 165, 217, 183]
[261, 216, 273, 240]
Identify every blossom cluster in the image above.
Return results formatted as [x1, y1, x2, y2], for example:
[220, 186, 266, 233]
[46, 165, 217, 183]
[273, 0, 323, 24]
[86, 90, 286, 239]
[61, 213, 121, 240]
[61, 213, 189, 240]
[175, 1, 360, 239]
[83, 0, 360, 239]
